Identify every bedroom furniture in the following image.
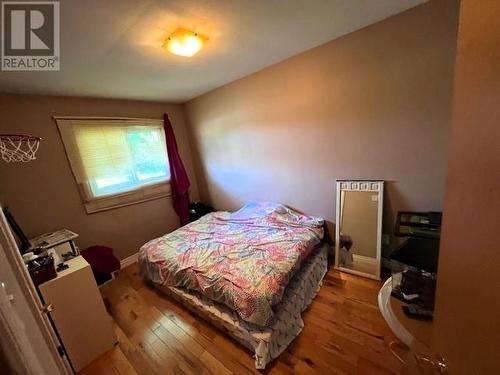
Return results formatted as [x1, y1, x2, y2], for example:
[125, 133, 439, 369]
[139, 202, 328, 369]
[378, 275, 433, 347]
[391, 211, 442, 274]
[335, 180, 384, 280]
[395, 211, 442, 239]
[30, 229, 79, 256]
[156, 244, 329, 369]
[38, 256, 116, 372]
[378, 274, 450, 374]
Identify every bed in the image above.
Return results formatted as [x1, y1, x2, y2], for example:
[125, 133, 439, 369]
[139, 202, 329, 369]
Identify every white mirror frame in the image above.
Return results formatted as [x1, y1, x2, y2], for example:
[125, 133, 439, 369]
[334, 180, 384, 280]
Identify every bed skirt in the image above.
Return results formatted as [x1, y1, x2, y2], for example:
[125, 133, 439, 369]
[153, 244, 329, 369]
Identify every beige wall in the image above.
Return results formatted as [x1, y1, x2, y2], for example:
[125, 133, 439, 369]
[431, 0, 500, 373]
[0, 94, 198, 260]
[186, 0, 458, 247]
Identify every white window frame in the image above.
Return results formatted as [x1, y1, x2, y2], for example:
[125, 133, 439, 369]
[55, 117, 171, 214]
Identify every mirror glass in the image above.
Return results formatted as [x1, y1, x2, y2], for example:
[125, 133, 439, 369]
[336, 181, 383, 279]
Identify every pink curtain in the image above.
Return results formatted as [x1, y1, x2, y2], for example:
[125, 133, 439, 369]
[164, 113, 190, 225]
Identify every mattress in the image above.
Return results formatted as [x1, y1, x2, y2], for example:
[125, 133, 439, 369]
[154, 243, 329, 369]
[139, 202, 324, 326]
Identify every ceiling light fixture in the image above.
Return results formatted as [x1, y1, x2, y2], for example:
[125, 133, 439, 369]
[163, 28, 207, 57]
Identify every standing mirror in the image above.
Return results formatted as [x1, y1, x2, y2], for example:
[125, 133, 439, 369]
[335, 180, 384, 280]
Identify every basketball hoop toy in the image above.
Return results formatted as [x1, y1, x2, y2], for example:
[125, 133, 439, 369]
[0, 134, 42, 163]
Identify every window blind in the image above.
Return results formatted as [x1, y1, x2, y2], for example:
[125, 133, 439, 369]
[56, 117, 171, 213]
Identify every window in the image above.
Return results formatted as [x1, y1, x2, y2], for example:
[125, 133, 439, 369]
[56, 117, 170, 213]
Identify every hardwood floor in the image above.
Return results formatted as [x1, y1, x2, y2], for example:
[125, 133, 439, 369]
[80, 263, 404, 375]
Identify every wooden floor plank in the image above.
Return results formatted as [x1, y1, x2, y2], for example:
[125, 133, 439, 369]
[81, 263, 404, 375]
[107, 346, 138, 375]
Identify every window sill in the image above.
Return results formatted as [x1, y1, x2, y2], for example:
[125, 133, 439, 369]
[84, 182, 171, 214]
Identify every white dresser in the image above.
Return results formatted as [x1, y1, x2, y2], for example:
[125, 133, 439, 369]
[38, 256, 116, 372]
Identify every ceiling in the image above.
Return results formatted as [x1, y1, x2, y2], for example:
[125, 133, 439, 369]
[0, 0, 427, 103]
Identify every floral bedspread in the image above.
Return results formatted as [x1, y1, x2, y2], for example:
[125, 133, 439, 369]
[139, 202, 324, 326]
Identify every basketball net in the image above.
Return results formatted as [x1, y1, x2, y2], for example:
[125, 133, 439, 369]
[0, 135, 41, 163]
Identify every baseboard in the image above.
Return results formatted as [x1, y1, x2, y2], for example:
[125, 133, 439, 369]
[120, 252, 139, 269]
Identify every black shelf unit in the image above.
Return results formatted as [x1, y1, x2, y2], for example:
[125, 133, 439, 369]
[390, 211, 442, 274]
[395, 211, 442, 239]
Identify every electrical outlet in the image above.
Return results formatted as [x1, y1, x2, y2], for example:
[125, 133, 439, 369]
[382, 234, 390, 246]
